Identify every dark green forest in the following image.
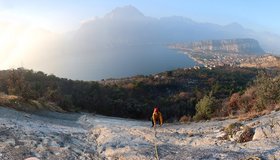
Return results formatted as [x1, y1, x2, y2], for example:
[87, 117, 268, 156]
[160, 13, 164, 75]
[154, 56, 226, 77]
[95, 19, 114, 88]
[0, 66, 261, 121]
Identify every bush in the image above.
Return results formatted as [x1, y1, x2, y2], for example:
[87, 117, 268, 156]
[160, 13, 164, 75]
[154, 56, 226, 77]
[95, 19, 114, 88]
[224, 71, 280, 117]
[193, 93, 215, 121]
[254, 73, 280, 110]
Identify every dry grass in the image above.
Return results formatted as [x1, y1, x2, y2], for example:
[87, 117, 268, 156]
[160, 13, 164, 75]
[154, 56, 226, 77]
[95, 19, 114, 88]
[0, 92, 21, 108]
[0, 92, 18, 101]
[238, 111, 260, 122]
[0, 92, 65, 112]
[237, 108, 278, 122]
[211, 116, 232, 121]
[179, 115, 192, 123]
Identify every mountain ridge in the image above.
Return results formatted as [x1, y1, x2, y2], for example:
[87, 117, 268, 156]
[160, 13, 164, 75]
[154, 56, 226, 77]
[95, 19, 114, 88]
[105, 5, 145, 19]
[189, 38, 265, 55]
[74, 5, 280, 51]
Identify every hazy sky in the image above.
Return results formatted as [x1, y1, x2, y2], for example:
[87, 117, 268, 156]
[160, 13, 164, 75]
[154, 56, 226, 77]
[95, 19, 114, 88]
[0, 0, 279, 34]
[1, 0, 280, 79]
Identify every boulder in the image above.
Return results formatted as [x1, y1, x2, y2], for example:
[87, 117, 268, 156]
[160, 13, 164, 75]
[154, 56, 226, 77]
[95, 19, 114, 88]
[216, 131, 227, 140]
[253, 126, 272, 140]
[24, 157, 40, 160]
[237, 126, 254, 143]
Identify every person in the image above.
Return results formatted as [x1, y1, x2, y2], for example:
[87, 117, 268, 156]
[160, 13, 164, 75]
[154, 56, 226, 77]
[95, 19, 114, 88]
[151, 107, 163, 128]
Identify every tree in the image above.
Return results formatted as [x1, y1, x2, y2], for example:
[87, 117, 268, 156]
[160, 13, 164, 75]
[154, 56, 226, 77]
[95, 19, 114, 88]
[7, 68, 34, 100]
[7, 69, 24, 95]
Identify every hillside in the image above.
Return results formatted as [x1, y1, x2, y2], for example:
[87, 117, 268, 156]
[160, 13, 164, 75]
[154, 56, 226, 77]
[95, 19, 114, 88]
[0, 66, 259, 121]
[0, 106, 279, 160]
[240, 55, 280, 68]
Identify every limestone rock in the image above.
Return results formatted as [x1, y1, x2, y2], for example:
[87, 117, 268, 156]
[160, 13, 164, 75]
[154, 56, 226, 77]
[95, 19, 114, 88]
[24, 157, 40, 160]
[253, 126, 272, 140]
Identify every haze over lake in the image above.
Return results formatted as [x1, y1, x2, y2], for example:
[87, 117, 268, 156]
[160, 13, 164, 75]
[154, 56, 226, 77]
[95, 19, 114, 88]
[62, 44, 196, 80]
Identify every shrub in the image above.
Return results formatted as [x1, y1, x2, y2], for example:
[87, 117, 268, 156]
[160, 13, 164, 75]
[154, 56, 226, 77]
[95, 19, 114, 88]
[254, 73, 280, 110]
[224, 72, 280, 117]
[225, 93, 240, 115]
[193, 93, 215, 121]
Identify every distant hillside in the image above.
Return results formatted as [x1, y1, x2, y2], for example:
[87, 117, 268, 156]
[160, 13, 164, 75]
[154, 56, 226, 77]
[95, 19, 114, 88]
[188, 39, 265, 55]
[0, 67, 259, 120]
[2, 66, 280, 123]
[240, 55, 280, 68]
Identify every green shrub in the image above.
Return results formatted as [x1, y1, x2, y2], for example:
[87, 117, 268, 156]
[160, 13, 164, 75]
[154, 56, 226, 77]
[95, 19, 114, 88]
[193, 93, 215, 121]
[254, 73, 280, 110]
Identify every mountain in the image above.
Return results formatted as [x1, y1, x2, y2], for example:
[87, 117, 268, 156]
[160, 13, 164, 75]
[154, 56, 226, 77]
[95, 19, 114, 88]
[104, 5, 145, 20]
[13, 5, 280, 80]
[188, 38, 265, 55]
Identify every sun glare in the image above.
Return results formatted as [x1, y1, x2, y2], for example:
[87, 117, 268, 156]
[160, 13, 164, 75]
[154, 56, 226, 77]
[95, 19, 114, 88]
[0, 22, 39, 69]
[0, 10, 54, 69]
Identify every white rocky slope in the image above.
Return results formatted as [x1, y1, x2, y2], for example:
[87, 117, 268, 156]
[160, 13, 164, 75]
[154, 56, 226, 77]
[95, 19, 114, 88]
[0, 106, 279, 160]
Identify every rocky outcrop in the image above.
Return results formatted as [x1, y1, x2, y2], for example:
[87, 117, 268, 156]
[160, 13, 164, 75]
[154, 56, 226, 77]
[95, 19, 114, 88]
[219, 123, 254, 143]
[189, 39, 265, 55]
[252, 118, 280, 140]
[0, 106, 280, 159]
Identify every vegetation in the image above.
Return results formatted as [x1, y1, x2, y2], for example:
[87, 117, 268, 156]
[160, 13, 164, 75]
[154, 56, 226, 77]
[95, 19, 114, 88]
[223, 69, 280, 118]
[193, 93, 215, 121]
[0, 66, 261, 121]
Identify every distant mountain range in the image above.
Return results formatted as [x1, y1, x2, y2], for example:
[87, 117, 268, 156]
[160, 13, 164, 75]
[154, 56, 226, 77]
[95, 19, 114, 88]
[71, 6, 280, 51]
[70, 6, 279, 50]
[11, 5, 280, 80]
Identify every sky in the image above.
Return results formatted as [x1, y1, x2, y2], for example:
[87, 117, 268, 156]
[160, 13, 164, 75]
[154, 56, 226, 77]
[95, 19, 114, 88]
[0, 0, 280, 34]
